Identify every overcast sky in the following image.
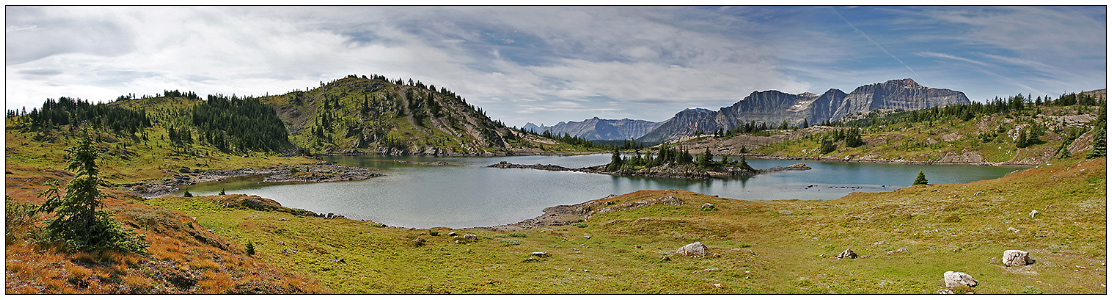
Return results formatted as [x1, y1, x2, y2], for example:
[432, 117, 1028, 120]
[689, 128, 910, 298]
[5, 6, 1107, 127]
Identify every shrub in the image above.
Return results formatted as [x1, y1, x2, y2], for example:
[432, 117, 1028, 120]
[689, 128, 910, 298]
[507, 232, 527, 238]
[183, 189, 193, 197]
[428, 230, 439, 237]
[574, 223, 588, 228]
[5, 196, 39, 244]
[246, 241, 256, 256]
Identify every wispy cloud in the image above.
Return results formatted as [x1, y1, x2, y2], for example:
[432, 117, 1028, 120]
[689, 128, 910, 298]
[830, 7, 917, 76]
[5, 6, 1105, 127]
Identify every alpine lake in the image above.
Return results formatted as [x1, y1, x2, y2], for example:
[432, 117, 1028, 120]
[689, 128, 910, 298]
[181, 154, 1025, 229]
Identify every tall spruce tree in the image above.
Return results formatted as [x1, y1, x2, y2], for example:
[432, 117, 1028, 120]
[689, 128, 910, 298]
[913, 170, 929, 185]
[38, 129, 147, 253]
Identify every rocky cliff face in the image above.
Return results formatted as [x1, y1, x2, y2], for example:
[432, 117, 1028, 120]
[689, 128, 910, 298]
[639, 79, 970, 144]
[524, 117, 661, 141]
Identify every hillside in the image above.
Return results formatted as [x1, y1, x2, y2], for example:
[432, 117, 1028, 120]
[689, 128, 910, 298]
[133, 155, 1104, 294]
[523, 117, 661, 141]
[258, 75, 536, 155]
[669, 91, 1105, 167]
[639, 79, 969, 144]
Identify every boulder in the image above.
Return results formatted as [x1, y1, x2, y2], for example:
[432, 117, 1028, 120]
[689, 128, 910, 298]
[886, 248, 908, 255]
[448, 231, 458, 237]
[701, 203, 716, 211]
[778, 210, 792, 215]
[328, 258, 346, 264]
[1002, 250, 1034, 266]
[837, 249, 858, 259]
[677, 242, 709, 256]
[463, 234, 478, 241]
[531, 251, 550, 257]
[936, 289, 955, 294]
[943, 271, 977, 287]
[1029, 209, 1039, 218]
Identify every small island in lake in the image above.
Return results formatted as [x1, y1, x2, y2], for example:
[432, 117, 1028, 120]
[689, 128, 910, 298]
[489, 143, 810, 179]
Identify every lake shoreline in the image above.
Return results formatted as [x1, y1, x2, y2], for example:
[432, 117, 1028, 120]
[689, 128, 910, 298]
[743, 154, 1038, 168]
[126, 161, 384, 199]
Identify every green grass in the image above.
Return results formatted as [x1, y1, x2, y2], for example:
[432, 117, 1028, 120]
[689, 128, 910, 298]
[143, 156, 1106, 294]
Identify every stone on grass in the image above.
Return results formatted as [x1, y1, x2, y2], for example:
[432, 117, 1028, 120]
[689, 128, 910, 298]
[837, 249, 858, 259]
[943, 271, 977, 287]
[886, 248, 908, 255]
[531, 251, 550, 257]
[936, 289, 955, 294]
[701, 203, 715, 210]
[778, 210, 792, 215]
[1007, 227, 1020, 233]
[1029, 210, 1039, 218]
[677, 242, 709, 256]
[1003, 250, 1034, 266]
[463, 234, 478, 241]
[448, 231, 458, 237]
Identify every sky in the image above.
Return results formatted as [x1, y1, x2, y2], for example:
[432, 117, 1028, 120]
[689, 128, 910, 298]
[5, 6, 1107, 128]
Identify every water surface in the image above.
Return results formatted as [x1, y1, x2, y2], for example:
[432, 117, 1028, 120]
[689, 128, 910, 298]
[184, 154, 1024, 228]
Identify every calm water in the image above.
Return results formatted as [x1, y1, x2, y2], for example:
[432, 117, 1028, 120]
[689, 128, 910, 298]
[183, 154, 1024, 228]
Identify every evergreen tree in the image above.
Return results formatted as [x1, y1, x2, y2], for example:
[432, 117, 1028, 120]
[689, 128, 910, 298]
[37, 130, 147, 253]
[697, 148, 713, 169]
[1016, 130, 1029, 148]
[913, 170, 928, 185]
[607, 149, 624, 171]
[1087, 126, 1106, 158]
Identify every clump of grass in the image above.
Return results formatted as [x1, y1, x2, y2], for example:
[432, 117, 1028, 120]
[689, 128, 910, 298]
[574, 223, 588, 228]
[428, 230, 439, 236]
[507, 232, 526, 238]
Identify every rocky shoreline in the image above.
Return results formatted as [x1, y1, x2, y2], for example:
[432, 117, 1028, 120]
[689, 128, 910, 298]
[487, 161, 811, 180]
[127, 161, 384, 198]
[745, 154, 1036, 167]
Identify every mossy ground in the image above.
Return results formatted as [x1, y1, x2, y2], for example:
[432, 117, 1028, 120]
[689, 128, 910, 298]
[141, 157, 1105, 294]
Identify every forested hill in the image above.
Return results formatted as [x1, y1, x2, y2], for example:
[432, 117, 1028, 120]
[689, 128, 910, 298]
[7, 75, 599, 158]
[256, 75, 523, 155]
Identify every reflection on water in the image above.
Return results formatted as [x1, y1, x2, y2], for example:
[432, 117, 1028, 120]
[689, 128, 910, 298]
[184, 154, 1024, 229]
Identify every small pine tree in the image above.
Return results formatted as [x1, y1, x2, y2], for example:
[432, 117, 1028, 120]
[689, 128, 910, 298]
[913, 170, 928, 185]
[246, 241, 255, 256]
[1087, 127, 1106, 158]
[183, 189, 193, 197]
[697, 148, 713, 169]
[218, 188, 226, 196]
[37, 129, 148, 253]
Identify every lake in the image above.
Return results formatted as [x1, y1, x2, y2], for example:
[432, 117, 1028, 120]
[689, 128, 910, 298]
[183, 154, 1025, 229]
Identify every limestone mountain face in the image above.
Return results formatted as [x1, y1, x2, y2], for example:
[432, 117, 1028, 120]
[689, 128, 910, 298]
[524, 117, 661, 141]
[639, 79, 969, 144]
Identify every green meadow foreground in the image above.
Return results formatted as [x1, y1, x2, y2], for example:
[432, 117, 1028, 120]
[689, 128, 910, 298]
[10, 155, 1102, 293]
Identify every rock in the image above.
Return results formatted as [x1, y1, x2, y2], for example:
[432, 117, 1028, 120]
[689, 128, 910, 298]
[531, 252, 550, 257]
[974, 191, 984, 196]
[677, 242, 709, 256]
[463, 234, 478, 241]
[886, 248, 908, 255]
[943, 271, 977, 287]
[328, 258, 345, 264]
[701, 203, 716, 210]
[837, 249, 858, 259]
[448, 231, 458, 237]
[1003, 250, 1034, 266]
[632, 245, 641, 249]
[661, 256, 671, 261]
[1029, 209, 1039, 218]
[278, 218, 289, 221]
[1007, 227, 1020, 233]
[936, 288, 955, 294]
[713, 283, 723, 288]
[778, 210, 792, 215]
[873, 241, 885, 246]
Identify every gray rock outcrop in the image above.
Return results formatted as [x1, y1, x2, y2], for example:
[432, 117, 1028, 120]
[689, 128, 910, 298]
[837, 249, 858, 259]
[1003, 250, 1034, 266]
[677, 242, 709, 256]
[943, 271, 977, 287]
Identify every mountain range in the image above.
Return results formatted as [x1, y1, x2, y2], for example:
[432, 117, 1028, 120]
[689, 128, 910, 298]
[522, 118, 661, 141]
[636, 78, 970, 143]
